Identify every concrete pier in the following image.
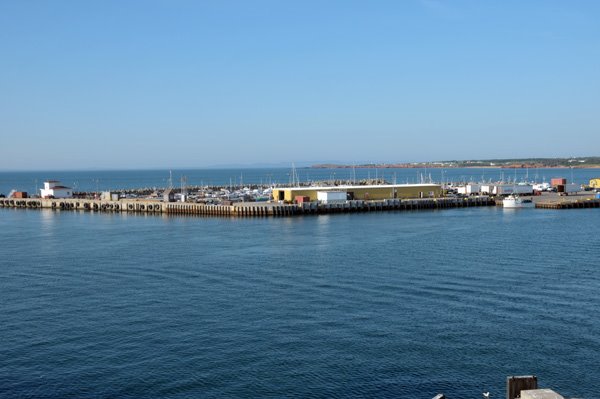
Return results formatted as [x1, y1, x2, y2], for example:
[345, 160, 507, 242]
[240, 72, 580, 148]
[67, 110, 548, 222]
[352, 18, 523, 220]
[0, 196, 496, 217]
[535, 198, 600, 209]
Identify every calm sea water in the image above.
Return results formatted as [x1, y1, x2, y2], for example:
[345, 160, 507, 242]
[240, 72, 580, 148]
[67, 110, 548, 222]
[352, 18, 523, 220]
[1, 205, 599, 398]
[1, 167, 599, 195]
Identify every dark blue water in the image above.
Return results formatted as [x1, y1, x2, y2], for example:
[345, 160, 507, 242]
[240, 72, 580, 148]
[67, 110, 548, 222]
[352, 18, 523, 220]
[1, 206, 599, 398]
[1, 167, 598, 195]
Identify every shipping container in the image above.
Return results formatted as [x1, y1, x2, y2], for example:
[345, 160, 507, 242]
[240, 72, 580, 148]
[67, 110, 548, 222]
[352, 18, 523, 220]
[551, 178, 567, 186]
[13, 191, 28, 198]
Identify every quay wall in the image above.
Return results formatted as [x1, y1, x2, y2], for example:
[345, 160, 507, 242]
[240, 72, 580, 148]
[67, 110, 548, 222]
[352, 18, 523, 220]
[0, 196, 496, 217]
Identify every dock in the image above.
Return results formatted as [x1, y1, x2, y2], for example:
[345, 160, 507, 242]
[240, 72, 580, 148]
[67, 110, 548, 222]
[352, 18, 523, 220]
[534, 194, 600, 209]
[0, 196, 496, 217]
[531, 192, 600, 209]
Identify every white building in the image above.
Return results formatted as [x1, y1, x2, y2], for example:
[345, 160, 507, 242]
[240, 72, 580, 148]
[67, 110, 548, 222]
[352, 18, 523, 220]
[40, 180, 73, 199]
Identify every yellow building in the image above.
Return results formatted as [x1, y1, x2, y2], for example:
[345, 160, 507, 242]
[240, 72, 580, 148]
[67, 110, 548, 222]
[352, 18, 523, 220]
[589, 178, 600, 188]
[272, 184, 443, 203]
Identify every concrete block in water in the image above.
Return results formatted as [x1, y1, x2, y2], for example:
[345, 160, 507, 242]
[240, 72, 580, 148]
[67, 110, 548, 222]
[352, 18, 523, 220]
[521, 389, 564, 399]
[507, 375, 538, 399]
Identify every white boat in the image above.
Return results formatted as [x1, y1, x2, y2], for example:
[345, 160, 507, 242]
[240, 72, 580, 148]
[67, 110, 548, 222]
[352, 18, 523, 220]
[503, 194, 534, 208]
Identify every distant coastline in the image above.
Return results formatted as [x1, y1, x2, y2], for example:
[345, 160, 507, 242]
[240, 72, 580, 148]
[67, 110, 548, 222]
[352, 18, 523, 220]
[312, 157, 600, 169]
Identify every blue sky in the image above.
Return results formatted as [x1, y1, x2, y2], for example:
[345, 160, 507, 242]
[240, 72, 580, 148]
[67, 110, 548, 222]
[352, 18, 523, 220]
[1, 0, 599, 170]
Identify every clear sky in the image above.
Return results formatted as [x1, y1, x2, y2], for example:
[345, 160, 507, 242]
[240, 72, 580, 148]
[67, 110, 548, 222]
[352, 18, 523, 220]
[1, 0, 599, 170]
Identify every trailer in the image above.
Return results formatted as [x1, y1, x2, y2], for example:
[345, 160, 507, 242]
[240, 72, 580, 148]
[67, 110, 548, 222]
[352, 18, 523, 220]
[558, 183, 580, 196]
[492, 184, 534, 196]
[456, 184, 480, 195]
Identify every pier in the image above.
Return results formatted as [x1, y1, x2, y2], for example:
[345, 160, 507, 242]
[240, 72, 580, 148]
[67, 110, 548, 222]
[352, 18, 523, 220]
[535, 198, 600, 209]
[532, 192, 600, 209]
[0, 196, 496, 217]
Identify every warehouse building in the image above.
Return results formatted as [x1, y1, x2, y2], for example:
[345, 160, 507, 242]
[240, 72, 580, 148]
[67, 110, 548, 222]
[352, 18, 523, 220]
[272, 184, 443, 203]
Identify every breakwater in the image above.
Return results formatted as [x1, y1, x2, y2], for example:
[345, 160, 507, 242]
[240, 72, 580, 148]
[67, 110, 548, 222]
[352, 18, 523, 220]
[0, 196, 495, 217]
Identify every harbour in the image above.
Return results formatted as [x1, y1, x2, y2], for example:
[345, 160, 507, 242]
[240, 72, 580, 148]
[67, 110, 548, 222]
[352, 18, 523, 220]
[4, 0, 600, 396]
[1, 168, 599, 218]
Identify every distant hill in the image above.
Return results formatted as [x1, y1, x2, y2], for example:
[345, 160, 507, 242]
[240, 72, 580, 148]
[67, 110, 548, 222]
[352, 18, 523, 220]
[312, 157, 600, 169]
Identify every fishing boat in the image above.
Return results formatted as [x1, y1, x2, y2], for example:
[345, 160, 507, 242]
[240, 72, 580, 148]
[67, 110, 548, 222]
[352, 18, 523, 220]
[503, 194, 534, 208]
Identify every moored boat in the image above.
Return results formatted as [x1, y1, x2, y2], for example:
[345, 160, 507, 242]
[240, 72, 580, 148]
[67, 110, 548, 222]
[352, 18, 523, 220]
[503, 194, 534, 208]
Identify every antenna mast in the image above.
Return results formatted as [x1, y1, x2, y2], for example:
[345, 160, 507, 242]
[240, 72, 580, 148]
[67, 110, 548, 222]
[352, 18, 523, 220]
[168, 170, 173, 190]
[181, 176, 188, 196]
